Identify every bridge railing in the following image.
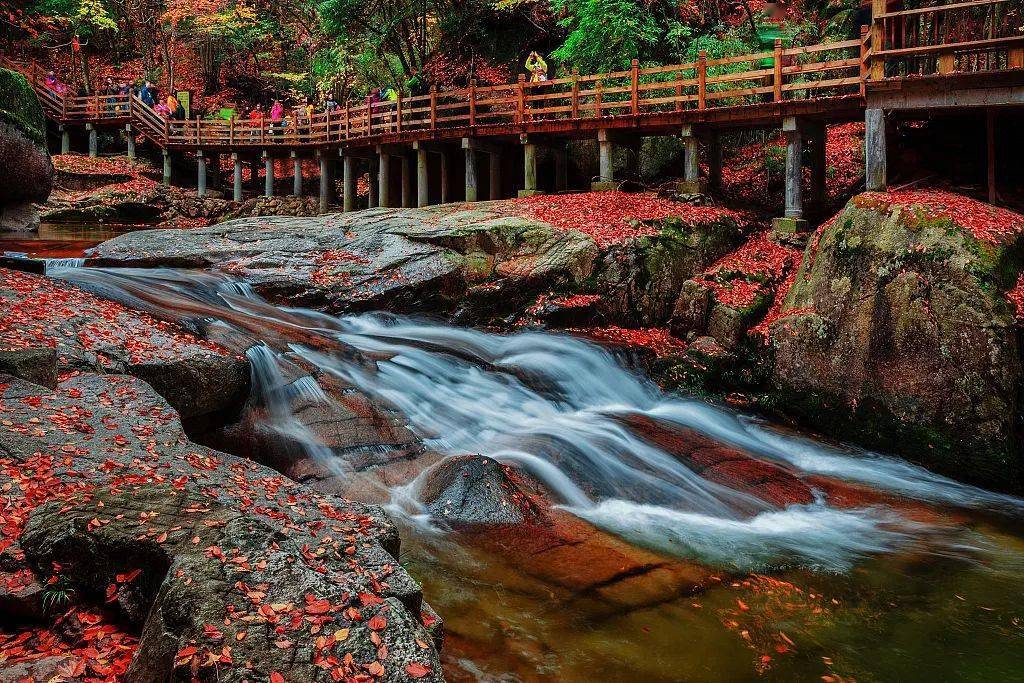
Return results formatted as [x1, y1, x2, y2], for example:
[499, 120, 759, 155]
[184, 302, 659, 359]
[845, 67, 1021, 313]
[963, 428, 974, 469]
[871, 0, 1024, 77]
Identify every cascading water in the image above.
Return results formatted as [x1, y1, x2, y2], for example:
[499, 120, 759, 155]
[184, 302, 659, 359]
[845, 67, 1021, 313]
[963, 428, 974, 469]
[52, 266, 1024, 572]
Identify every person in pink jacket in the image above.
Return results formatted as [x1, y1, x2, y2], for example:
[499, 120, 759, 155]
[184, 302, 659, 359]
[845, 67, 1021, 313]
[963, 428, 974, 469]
[270, 100, 284, 139]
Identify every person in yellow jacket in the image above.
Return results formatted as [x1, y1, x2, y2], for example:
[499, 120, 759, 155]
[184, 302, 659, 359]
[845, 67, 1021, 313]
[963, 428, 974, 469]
[526, 51, 548, 82]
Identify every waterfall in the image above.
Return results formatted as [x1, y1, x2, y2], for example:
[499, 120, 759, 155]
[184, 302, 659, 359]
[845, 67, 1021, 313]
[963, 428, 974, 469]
[52, 267, 1024, 571]
[45, 257, 86, 274]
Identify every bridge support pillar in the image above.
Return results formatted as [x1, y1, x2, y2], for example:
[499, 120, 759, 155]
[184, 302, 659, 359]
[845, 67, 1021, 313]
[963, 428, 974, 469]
[401, 154, 413, 208]
[318, 151, 334, 214]
[593, 130, 616, 191]
[59, 126, 70, 155]
[677, 125, 703, 194]
[342, 154, 356, 212]
[292, 151, 303, 197]
[519, 140, 541, 198]
[263, 153, 274, 197]
[489, 151, 502, 200]
[86, 124, 98, 158]
[416, 147, 429, 208]
[162, 151, 172, 186]
[368, 155, 379, 208]
[197, 151, 208, 197]
[232, 153, 243, 202]
[440, 151, 451, 204]
[772, 116, 807, 234]
[125, 125, 135, 160]
[464, 148, 479, 202]
[378, 151, 392, 207]
[865, 108, 887, 191]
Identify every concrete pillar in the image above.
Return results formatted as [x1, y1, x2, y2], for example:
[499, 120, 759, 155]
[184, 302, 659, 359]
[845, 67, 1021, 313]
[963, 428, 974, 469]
[162, 151, 172, 186]
[440, 151, 451, 204]
[197, 151, 208, 197]
[232, 153, 243, 202]
[264, 153, 274, 197]
[489, 152, 502, 200]
[401, 154, 413, 208]
[678, 125, 702, 194]
[865, 108, 887, 191]
[593, 130, 615, 190]
[125, 125, 135, 160]
[292, 151, 302, 196]
[773, 117, 807, 233]
[520, 142, 540, 198]
[369, 155, 379, 208]
[87, 124, 97, 158]
[319, 152, 332, 213]
[808, 122, 827, 206]
[465, 148, 479, 202]
[554, 146, 568, 192]
[378, 152, 391, 207]
[706, 130, 722, 193]
[60, 126, 70, 154]
[343, 155, 356, 212]
[416, 148, 429, 207]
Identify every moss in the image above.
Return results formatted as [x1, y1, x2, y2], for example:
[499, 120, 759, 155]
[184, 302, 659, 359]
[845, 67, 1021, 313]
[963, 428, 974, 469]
[0, 68, 47, 147]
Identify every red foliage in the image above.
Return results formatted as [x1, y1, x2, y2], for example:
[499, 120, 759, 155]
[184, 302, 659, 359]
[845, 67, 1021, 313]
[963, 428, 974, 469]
[424, 55, 513, 89]
[853, 189, 1024, 246]
[570, 326, 688, 357]
[692, 232, 800, 309]
[1007, 273, 1024, 324]
[503, 191, 742, 248]
[53, 155, 156, 178]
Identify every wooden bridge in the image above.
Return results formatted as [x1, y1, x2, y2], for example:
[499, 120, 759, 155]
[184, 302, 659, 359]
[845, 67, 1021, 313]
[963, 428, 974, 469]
[4, 0, 1022, 225]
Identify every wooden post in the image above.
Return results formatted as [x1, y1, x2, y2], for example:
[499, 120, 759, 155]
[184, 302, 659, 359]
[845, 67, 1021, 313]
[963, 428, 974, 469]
[229, 117, 235, 146]
[517, 75, 526, 124]
[1011, 47, 1024, 70]
[773, 39, 783, 102]
[344, 102, 351, 139]
[595, 79, 603, 117]
[571, 68, 580, 119]
[430, 86, 438, 129]
[366, 96, 373, 135]
[937, 50, 954, 75]
[326, 108, 332, 141]
[396, 93, 403, 132]
[260, 115, 266, 144]
[987, 109, 996, 204]
[469, 79, 477, 127]
[698, 51, 707, 110]
[630, 59, 640, 115]
[860, 26, 869, 97]
[196, 116, 202, 145]
[870, 0, 886, 80]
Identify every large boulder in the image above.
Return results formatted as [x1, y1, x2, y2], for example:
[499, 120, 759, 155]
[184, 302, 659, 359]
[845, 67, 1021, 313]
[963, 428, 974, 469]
[768, 192, 1024, 490]
[0, 67, 52, 230]
[0, 372, 442, 682]
[92, 207, 599, 319]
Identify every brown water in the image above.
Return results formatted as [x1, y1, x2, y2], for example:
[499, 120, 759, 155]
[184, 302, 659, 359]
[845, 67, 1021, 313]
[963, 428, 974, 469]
[0, 222, 150, 258]
[412, 514, 1024, 682]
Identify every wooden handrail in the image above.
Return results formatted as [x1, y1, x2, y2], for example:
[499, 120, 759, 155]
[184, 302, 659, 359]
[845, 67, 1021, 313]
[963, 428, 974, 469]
[875, 0, 1008, 20]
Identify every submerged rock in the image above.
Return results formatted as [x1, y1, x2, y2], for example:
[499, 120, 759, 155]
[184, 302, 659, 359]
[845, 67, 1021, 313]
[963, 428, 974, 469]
[1, 372, 442, 682]
[769, 193, 1024, 490]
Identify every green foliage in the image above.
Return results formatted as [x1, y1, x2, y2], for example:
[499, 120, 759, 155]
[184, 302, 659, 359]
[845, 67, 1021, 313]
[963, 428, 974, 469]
[0, 68, 47, 147]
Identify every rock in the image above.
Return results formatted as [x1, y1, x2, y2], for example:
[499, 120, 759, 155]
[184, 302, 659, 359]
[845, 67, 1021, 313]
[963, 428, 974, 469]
[596, 215, 744, 326]
[669, 279, 712, 337]
[0, 268, 249, 420]
[0, 347, 57, 388]
[0, 655, 80, 682]
[0, 68, 52, 214]
[92, 207, 600, 320]
[769, 193, 1023, 490]
[419, 455, 544, 526]
[2, 372, 442, 682]
[0, 202, 40, 232]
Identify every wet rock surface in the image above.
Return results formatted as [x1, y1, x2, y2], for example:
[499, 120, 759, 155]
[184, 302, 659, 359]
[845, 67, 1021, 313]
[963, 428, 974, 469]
[0, 268, 249, 420]
[419, 455, 544, 527]
[0, 372, 442, 682]
[768, 195, 1024, 489]
[0, 68, 52, 214]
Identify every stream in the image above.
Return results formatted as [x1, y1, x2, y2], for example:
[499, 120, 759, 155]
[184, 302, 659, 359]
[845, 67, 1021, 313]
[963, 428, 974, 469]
[46, 263, 1024, 682]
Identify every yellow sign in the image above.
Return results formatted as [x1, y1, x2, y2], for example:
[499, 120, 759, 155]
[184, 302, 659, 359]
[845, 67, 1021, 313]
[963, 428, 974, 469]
[176, 91, 191, 119]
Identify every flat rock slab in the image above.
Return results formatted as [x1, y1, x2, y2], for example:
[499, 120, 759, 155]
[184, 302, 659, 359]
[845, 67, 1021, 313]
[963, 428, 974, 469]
[0, 372, 442, 682]
[92, 207, 598, 316]
[0, 268, 249, 419]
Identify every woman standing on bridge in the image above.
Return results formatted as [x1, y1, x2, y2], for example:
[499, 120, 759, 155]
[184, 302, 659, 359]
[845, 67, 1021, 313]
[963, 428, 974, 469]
[526, 52, 548, 82]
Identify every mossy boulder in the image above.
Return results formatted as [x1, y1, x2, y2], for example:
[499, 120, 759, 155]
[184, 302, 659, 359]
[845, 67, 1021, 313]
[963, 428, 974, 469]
[0, 67, 52, 209]
[768, 194, 1024, 490]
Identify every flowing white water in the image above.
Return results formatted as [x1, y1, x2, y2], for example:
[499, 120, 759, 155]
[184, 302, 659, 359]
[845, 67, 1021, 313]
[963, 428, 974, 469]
[52, 267, 1024, 571]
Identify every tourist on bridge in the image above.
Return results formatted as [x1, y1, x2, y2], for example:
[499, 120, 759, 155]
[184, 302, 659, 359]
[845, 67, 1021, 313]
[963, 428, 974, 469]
[270, 99, 284, 139]
[249, 104, 264, 138]
[139, 80, 156, 107]
[43, 70, 65, 95]
[526, 51, 548, 82]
